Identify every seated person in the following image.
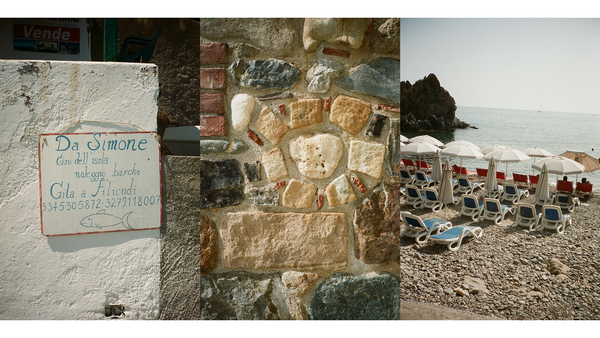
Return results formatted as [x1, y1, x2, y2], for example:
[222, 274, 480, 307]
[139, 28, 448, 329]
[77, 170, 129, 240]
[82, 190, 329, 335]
[582, 178, 591, 185]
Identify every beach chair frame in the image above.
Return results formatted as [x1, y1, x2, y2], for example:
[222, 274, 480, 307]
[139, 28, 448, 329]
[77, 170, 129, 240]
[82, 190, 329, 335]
[457, 175, 484, 195]
[401, 213, 452, 244]
[428, 225, 483, 252]
[399, 168, 415, 185]
[501, 183, 529, 204]
[413, 170, 434, 188]
[553, 193, 580, 213]
[404, 185, 424, 209]
[540, 205, 572, 234]
[422, 187, 443, 212]
[459, 194, 484, 221]
[481, 198, 515, 225]
[514, 203, 541, 231]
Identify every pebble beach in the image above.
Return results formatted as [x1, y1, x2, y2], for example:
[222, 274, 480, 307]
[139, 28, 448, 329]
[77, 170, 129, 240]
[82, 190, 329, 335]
[399, 183, 600, 320]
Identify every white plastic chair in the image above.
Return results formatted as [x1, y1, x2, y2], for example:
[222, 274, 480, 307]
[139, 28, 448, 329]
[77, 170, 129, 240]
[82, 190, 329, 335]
[428, 225, 483, 251]
[459, 194, 484, 221]
[514, 203, 541, 231]
[501, 183, 529, 204]
[540, 205, 572, 234]
[401, 213, 452, 245]
[481, 198, 515, 225]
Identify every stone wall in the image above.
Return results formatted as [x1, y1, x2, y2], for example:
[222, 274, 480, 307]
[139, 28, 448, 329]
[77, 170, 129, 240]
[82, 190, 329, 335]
[196, 18, 401, 320]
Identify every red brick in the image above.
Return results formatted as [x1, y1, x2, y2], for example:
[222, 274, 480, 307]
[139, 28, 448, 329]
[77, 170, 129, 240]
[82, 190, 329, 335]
[352, 177, 366, 193]
[275, 180, 286, 190]
[366, 18, 376, 35]
[378, 103, 401, 113]
[323, 97, 331, 111]
[200, 115, 227, 136]
[277, 104, 286, 115]
[247, 129, 263, 146]
[322, 47, 350, 58]
[317, 194, 324, 210]
[200, 92, 225, 114]
[200, 42, 227, 65]
[200, 68, 226, 89]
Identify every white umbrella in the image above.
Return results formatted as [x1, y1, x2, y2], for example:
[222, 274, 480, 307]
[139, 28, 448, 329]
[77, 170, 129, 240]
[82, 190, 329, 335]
[480, 144, 508, 155]
[444, 140, 480, 150]
[431, 150, 443, 184]
[439, 158, 455, 222]
[401, 141, 441, 170]
[484, 148, 531, 175]
[400, 134, 409, 143]
[535, 163, 550, 205]
[531, 156, 586, 182]
[559, 150, 600, 173]
[408, 135, 444, 147]
[523, 147, 554, 174]
[442, 144, 484, 173]
[484, 158, 498, 197]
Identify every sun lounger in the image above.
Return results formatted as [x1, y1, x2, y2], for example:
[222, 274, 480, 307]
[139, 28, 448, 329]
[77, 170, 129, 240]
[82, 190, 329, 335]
[553, 193, 580, 213]
[512, 173, 530, 189]
[514, 203, 541, 231]
[413, 170, 435, 188]
[459, 194, 484, 221]
[529, 175, 539, 189]
[483, 186, 503, 199]
[540, 205, 572, 234]
[422, 187, 444, 212]
[575, 182, 593, 198]
[404, 185, 424, 209]
[417, 160, 432, 173]
[402, 158, 417, 172]
[481, 198, 515, 225]
[496, 171, 512, 185]
[399, 168, 415, 185]
[428, 225, 483, 251]
[476, 168, 488, 182]
[457, 175, 484, 195]
[556, 180, 574, 194]
[501, 183, 529, 204]
[535, 193, 555, 207]
[401, 213, 452, 244]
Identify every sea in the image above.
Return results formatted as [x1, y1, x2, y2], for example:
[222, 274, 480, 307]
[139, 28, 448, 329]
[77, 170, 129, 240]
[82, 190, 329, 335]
[402, 106, 600, 192]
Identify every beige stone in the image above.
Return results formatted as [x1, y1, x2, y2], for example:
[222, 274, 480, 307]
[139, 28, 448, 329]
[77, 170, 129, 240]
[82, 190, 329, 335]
[282, 271, 320, 297]
[289, 134, 343, 179]
[282, 179, 318, 209]
[262, 148, 288, 182]
[220, 212, 348, 269]
[302, 18, 370, 52]
[348, 140, 386, 179]
[255, 106, 289, 145]
[329, 95, 371, 135]
[326, 174, 357, 207]
[289, 98, 323, 128]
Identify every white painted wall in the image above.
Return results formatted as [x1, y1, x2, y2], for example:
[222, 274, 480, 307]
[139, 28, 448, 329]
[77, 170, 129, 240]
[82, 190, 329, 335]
[0, 60, 160, 319]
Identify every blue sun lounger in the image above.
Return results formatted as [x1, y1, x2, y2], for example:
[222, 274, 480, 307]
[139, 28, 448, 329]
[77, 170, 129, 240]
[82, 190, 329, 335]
[428, 225, 483, 251]
[401, 213, 452, 245]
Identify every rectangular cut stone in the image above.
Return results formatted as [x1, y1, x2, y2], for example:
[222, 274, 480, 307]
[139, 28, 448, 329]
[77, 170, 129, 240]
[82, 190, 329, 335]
[220, 212, 348, 269]
[200, 68, 226, 89]
[262, 148, 288, 182]
[325, 174, 357, 207]
[200, 115, 227, 136]
[282, 179, 318, 209]
[254, 106, 289, 145]
[348, 140, 386, 179]
[200, 42, 228, 65]
[329, 95, 371, 135]
[289, 98, 323, 128]
[200, 92, 225, 114]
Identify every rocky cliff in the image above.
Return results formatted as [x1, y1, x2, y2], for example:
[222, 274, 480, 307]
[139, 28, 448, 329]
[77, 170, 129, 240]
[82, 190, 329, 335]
[400, 73, 473, 132]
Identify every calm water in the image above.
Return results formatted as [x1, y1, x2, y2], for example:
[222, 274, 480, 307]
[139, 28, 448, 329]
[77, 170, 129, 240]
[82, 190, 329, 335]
[403, 106, 600, 191]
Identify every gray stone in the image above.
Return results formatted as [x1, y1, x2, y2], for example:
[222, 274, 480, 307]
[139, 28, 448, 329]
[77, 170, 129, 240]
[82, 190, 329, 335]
[200, 159, 245, 209]
[243, 161, 261, 182]
[369, 18, 400, 54]
[309, 272, 400, 320]
[200, 140, 248, 155]
[240, 59, 301, 90]
[245, 185, 279, 207]
[228, 140, 249, 154]
[365, 113, 387, 137]
[306, 58, 344, 93]
[336, 57, 400, 105]
[387, 119, 402, 169]
[230, 42, 260, 58]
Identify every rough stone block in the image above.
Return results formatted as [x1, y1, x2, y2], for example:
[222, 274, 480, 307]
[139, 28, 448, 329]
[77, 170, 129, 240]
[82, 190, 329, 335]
[262, 148, 288, 182]
[289, 98, 323, 129]
[336, 57, 400, 105]
[302, 18, 370, 52]
[200, 115, 227, 136]
[306, 59, 343, 93]
[240, 59, 300, 90]
[200, 68, 226, 89]
[243, 161, 261, 182]
[329, 95, 371, 135]
[366, 113, 387, 137]
[348, 140, 386, 179]
[289, 134, 343, 179]
[200, 216, 218, 274]
[220, 211, 348, 269]
[200, 139, 248, 155]
[325, 174, 357, 207]
[231, 93, 255, 131]
[387, 119, 402, 168]
[309, 272, 400, 320]
[200, 42, 228, 65]
[282, 271, 320, 297]
[282, 179, 318, 209]
[200, 159, 244, 209]
[255, 106, 289, 145]
[200, 92, 225, 114]
[245, 185, 279, 207]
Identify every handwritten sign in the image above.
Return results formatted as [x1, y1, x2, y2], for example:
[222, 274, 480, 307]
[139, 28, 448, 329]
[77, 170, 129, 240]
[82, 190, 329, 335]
[39, 132, 161, 236]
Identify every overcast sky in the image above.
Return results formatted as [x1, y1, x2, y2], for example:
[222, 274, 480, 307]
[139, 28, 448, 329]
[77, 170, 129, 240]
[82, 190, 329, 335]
[401, 18, 600, 114]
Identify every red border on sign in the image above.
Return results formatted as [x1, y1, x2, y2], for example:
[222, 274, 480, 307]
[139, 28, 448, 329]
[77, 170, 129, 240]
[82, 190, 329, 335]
[39, 131, 162, 236]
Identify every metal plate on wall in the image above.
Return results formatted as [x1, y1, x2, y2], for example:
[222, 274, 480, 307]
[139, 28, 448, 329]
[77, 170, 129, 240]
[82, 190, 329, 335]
[39, 132, 161, 236]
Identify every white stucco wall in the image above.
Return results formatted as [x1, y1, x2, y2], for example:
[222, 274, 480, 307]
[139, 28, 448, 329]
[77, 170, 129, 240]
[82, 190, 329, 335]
[0, 60, 160, 319]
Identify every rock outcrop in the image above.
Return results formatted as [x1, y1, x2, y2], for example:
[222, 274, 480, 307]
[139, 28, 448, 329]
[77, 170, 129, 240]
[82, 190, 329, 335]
[400, 73, 473, 132]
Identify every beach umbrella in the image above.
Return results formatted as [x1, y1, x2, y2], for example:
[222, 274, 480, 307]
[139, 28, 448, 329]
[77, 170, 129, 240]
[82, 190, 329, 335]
[531, 156, 585, 182]
[441, 144, 484, 172]
[484, 148, 531, 175]
[480, 144, 508, 155]
[408, 135, 444, 147]
[444, 140, 480, 150]
[400, 134, 409, 143]
[535, 163, 550, 205]
[523, 147, 554, 174]
[559, 150, 600, 173]
[439, 158, 455, 222]
[401, 141, 441, 169]
[484, 158, 498, 197]
[431, 150, 443, 184]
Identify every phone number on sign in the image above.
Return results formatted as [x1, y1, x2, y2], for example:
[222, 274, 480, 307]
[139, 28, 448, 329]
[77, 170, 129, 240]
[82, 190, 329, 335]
[42, 195, 161, 212]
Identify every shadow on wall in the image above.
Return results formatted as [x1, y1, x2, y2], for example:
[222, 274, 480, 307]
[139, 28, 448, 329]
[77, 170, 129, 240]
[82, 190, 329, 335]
[47, 229, 160, 253]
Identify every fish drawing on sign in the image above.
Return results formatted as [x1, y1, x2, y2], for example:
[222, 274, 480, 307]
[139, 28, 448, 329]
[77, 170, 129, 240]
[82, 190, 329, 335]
[80, 210, 133, 230]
